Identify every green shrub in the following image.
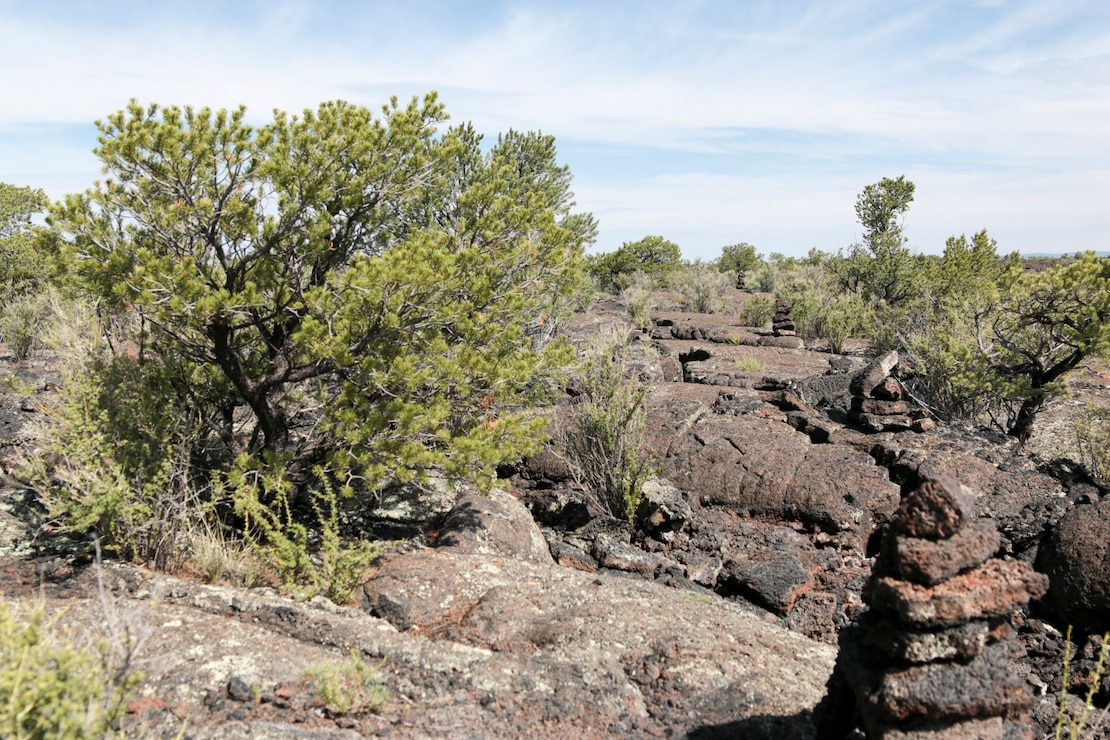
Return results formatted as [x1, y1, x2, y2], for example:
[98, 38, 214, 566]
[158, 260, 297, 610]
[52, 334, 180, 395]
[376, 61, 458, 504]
[561, 329, 655, 523]
[1054, 625, 1110, 740]
[620, 272, 658, 330]
[733, 352, 765, 372]
[231, 462, 385, 603]
[0, 291, 51, 360]
[589, 235, 682, 292]
[34, 355, 200, 570]
[0, 599, 141, 738]
[739, 295, 774, 328]
[673, 260, 731, 314]
[1076, 406, 1110, 488]
[305, 650, 389, 715]
[46, 95, 587, 517]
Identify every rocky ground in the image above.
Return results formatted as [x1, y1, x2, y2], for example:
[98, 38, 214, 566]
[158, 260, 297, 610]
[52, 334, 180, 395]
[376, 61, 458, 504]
[1, 288, 1109, 738]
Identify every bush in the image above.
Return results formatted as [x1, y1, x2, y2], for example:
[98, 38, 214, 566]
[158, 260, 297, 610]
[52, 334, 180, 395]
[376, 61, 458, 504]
[672, 260, 731, 314]
[42, 95, 591, 570]
[305, 650, 389, 715]
[0, 291, 51, 360]
[34, 356, 201, 569]
[0, 597, 143, 738]
[561, 329, 655, 523]
[589, 235, 682, 292]
[739, 295, 774, 328]
[620, 272, 658, 330]
[1076, 405, 1110, 488]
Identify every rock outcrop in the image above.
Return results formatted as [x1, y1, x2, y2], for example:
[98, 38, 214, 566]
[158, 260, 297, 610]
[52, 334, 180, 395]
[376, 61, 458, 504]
[815, 474, 1049, 739]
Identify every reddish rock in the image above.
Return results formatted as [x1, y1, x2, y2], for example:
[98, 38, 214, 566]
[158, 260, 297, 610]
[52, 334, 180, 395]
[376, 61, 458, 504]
[892, 520, 1002, 586]
[872, 375, 905, 400]
[1038, 498, 1110, 632]
[849, 350, 899, 398]
[865, 559, 1049, 628]
[892, 474, 976, 540]
[852, 397, 911, 415]
[835, 629, 1035, 726]
[437, 490, 554, 566]
[859, 612, 1009, 664]
[721, 552, 814, 614]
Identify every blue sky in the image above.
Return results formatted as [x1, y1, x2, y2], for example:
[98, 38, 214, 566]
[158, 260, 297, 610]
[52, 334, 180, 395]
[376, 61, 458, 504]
[2, 0, 1108, 260]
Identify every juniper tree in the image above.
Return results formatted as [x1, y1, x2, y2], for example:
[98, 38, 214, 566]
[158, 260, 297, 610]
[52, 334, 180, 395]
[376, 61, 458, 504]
[45, 94, 591, 496]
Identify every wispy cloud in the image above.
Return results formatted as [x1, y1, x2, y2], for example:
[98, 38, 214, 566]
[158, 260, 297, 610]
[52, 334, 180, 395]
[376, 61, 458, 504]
[1, 0, 1107, 257]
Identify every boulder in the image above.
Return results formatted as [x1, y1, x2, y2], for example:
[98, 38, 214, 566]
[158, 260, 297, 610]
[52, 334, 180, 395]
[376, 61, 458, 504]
[1038, 498, 1110, 632]
[437, 489, 554, 566]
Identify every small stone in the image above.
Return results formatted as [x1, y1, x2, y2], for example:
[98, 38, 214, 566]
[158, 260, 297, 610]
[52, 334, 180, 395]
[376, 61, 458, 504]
[851, 396, 910, 415]
[849, 350, 899, 397]
[592, 533, 662, 575]
[227, 675, 261, 703]
[872, 376, 905, 400]
[911, 418, 936, 433]
[859, 612, 1008, 663]
[893, 474, 977, 540]
[893, 520, 1002, 586]
[721, 553, 813, 615]
[865, 559, 1049, 628]
[854, 412, 914, 432]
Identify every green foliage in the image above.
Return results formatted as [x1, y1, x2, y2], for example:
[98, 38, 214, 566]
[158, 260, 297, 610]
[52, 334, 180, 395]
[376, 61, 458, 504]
[230, 461, 384, 603]
[588, 235, 682, 292]
[1076, 405, 1110, 488]
[733, 351, 765, 372]
[305, 650, 389, 715]
[621, 272, 658, 330]
[0, 291, 51, 360]
[828, 176, 921, 306]
[0, 182, 49, 296]
[673, 259, 732, 314]
[561, 330, 655, 523]
[739, 294, 775, 328]
[34, 355, 199, 569]
[45, 94, 588, 513]
[716, 242, 761, 286]
[0, 600, 140, 738]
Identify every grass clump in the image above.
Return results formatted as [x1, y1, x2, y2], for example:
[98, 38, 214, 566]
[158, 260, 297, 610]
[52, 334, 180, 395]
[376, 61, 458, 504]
[734, 352, 766, 373]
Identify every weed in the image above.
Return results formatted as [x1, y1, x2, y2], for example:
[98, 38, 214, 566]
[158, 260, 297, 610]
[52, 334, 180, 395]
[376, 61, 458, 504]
[305, 650, 389, 715]
[1054, 626, 1110, 739]
[734, 352, 766, 373]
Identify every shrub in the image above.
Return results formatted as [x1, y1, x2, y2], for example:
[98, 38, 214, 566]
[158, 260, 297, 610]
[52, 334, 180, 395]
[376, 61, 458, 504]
[231, 462, 385, 604]
[0, 291, 51, 360]
[561, 329, 655, 523]
[734, 352, 765, 372]
[1076, 405, 1110, 488]
[1054, 625, 1110, 740]
[589, 235, 682, 292]
[672, 260, 731, 314]
[0, 596, 143, 738]
[34, 355, 200, 570]
[620, 272, 659, 330]
[305, 650, 389, 715]
[739, 295, 774, 328]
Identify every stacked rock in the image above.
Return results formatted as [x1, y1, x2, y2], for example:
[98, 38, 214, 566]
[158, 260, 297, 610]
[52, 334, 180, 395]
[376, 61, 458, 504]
[849, 350, 933, 433]
[815, 474, 1049, 740]
[772, 298, 796, 337]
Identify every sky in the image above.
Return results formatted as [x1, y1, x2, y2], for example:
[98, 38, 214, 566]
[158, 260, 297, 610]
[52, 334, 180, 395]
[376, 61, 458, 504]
[1, 0, 1108, 260]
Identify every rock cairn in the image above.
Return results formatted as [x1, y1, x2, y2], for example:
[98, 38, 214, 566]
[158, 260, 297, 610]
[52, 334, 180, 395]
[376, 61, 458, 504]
[772, 298, 796, 336]
[848, 350, 933, 433]
[815, 474, 1049, 740]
